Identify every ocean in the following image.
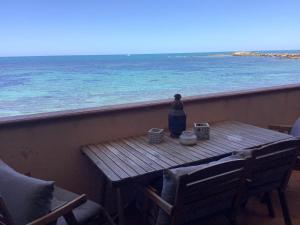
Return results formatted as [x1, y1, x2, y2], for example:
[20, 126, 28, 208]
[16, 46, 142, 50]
[0, 51, 300, 117]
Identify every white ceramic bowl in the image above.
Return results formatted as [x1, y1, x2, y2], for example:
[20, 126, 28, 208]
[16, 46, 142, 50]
[179, 131, 197, 145]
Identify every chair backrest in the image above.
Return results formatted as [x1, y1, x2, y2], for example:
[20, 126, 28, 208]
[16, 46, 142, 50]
[171, 159, 247, 225]
[291, 117, 300, 137]
[248, 138, 300, 194]
[0, 197, 14, 225]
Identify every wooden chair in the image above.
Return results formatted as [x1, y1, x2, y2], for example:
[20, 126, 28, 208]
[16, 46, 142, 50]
[269, 117, 300, 136]
[245, 138, 300, 225]
[269, 117, 300, 169]
[0, 161, 116, 225]
[139, 159, 248, 225]
[0, 186, 115, 225]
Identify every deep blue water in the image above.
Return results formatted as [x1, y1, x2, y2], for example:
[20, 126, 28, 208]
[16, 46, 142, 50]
[0, 51, 300, 117]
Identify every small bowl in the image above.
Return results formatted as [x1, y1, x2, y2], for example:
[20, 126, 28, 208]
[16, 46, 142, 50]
[179, 131, 197, 145]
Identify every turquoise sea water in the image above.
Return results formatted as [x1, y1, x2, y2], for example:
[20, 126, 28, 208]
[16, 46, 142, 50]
[0, 51, 300, 117]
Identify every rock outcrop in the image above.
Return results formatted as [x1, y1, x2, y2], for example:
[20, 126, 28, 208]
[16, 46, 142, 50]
[232, 51, 300, 59]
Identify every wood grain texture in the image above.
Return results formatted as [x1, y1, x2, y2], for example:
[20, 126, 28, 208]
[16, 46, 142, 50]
[82, 121, 292, 187]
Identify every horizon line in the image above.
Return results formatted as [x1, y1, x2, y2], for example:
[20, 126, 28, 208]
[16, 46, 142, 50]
[0, 48, 299, 58]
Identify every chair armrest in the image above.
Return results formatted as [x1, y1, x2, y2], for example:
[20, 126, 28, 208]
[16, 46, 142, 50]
[27, 194, 87, 225]
[138, 186, 173, 216]
[245, 178, 253, 186]
[268, 124, 292, 133]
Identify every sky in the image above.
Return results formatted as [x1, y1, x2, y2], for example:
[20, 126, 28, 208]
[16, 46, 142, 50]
[0, 0, 300, 57]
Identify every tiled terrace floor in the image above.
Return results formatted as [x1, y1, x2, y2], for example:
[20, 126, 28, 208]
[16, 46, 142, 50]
[127, 171, 300, 225]
[239, 171, 300, 225]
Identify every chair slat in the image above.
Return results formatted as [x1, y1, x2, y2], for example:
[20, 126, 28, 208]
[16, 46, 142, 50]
[247, 181, 282, 196]
[184, 189, 237, 211]
[245, 138, 300, 225]
[252, 139, 299, 157]
[186, 169, 242, 192]
[185, 176, 241, 204]
[183, 194, 234, 224]
[172, 159, 247, 225]
[248, 139, 300, 193]
[186, 160, 245, 182]
[253, 159, 294, 176]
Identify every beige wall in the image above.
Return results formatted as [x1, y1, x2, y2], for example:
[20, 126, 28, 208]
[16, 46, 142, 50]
[1, 84, 300, 201]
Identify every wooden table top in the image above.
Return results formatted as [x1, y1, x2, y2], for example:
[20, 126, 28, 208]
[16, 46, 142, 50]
[82, 121, 292, 187]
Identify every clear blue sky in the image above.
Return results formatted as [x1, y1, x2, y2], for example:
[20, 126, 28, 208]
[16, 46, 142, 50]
[0, 0, 299, 56]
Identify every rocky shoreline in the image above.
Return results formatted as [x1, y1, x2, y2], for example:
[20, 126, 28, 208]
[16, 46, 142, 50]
[232, 51, 300, 59]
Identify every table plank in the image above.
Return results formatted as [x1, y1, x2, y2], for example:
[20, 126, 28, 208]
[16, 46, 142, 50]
[82, 121, 292, 186]
[116, 140, 163, 171]
[124, 139, 173, 167]
[82, 146, 121, 182]
[135, 137, 188, 164]
[220, 122, 290, 146]
[159, 136, 207, 160]
[200, 132, 242, 151]
[89, 145, 130, 180]
[109, 142, 155, 173]
[139, 136, 196, 162]
[211, 127, 263, 147]
[164, 135, 213, 158]
[196, 139, 233, 155]
[216, 123, 276, 144]
[104, 143, 147, 175]
[232, 121, 291, 139]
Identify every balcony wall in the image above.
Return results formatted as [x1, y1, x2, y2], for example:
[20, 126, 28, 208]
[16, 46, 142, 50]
[1, 84, 300, 201]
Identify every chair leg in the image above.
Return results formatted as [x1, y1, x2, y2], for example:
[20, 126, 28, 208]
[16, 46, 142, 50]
[99, 206, 117, 225]
[227, 207, 239, 225]
[278, 189, 292, 225]
[294, 157, 300, 170]
[264, 192, 275, 218]
[64, 212, 79, 225]
[142, 197, 150, 225]
[116, 188, 126, 225]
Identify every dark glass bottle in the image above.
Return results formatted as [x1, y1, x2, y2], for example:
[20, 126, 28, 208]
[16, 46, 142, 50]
[168, 94, 186, 138]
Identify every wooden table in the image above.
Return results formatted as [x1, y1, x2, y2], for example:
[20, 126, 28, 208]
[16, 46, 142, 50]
[82, 121, 292, 225]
